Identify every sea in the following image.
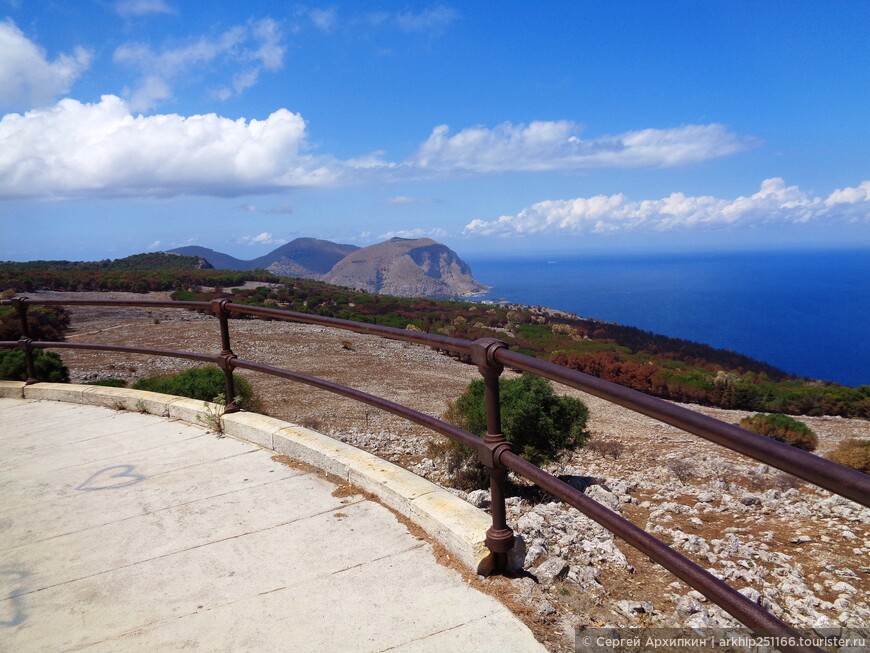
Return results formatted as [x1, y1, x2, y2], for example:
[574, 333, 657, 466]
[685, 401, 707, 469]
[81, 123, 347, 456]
[465, 248, 869, 387]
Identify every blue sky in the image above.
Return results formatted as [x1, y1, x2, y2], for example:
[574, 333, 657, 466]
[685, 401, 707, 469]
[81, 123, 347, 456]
[1, 0, 868, 261]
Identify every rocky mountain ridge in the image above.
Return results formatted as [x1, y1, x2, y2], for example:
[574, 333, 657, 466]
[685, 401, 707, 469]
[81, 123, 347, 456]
[324, 237, 489, 298]
[170, 236, 488, 299]
[168, 238, 358, 275]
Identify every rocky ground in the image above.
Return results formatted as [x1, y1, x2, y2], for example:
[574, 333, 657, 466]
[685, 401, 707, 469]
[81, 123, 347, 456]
[34, 291, 870, 652]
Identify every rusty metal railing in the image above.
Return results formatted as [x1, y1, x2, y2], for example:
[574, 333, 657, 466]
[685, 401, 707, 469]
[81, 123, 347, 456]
[3, 295, 868, 653]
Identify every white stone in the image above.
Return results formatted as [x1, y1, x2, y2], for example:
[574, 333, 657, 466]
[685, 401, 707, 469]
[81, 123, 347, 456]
[532, 556, 569, 586]
[584, 484, 621, 512]
[466, 489, 490, 509]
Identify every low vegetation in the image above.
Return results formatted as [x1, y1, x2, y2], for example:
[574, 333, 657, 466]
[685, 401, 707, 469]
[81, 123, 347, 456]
[827, 438, 870, 473]
[435, 375, 589, 490]
[0, 300, 70, 341]
[131, 366, 259, 411]
[85, 378, 127, 387]
[737, 413, 818, 451]
[175, 279, 869, 419]
[2, 261, 867, 419]
[1, 252, 208, 271]
[448, 375, 589, 464]
[0, 254, 277, 293]
[0, 348, 69, 383]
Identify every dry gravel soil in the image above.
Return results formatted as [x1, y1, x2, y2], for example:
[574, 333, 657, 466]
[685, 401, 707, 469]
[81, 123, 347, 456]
[33, 291, 870, 652]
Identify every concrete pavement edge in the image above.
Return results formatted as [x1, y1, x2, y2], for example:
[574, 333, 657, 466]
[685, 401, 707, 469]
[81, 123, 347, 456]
[0, 380, 511, 575]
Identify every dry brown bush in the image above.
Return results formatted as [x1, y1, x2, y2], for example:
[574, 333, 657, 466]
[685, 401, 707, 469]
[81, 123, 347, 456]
[828, 438, 870, 473]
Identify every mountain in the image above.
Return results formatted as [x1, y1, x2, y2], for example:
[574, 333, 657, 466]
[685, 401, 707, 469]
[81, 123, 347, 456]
[323, 237, 489, 298]
[169, 238, 358, 278]
[167, 236, 487, 299]
[251, 238, 359, 278]
[167, 246, 253, 271]
[0, 252, 213, 271]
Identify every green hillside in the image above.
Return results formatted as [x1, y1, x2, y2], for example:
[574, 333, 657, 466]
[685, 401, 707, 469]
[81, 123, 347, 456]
[2, 257, 866, 418]
[176, 278, 870, 419]
[0, 253, 278, 293]
[0, 252, 209, 271]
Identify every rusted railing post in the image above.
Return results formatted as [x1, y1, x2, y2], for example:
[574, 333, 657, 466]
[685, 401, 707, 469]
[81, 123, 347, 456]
[211, 298, 239, 413]
[11, 297, 38, 384]
[470, 337, 516, 573]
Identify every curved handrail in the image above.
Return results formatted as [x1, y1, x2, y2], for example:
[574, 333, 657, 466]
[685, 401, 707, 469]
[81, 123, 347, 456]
[20, 296, 475, 358]
[3, 295, 867, 652]
[495, 349, 870, 507]
[501, 450, 800, 636]
[11, 296, 864, 505]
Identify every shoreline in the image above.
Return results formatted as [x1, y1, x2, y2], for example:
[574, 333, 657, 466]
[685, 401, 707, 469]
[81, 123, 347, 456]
[465, 250, 869, 387]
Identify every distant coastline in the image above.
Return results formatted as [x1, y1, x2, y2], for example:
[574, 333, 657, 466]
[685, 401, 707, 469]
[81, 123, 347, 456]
[466, 248, 870, 387]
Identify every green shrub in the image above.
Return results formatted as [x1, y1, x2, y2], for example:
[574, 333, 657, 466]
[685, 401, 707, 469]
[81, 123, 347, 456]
[85, 378, 127, 388]
[828, 439, 870, 473]
[448, 374, 589, 466]
[132, 366, 257, 411]
[738, 413, 818, 451]
[0, 305, 71, 341]
[0, 348, 70, 382]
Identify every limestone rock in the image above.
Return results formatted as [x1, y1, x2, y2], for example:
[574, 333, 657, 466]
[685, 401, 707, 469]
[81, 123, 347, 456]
[533, 556, 570, 586]
[466, 489, 490, 509]
[585, 484, 621, 512]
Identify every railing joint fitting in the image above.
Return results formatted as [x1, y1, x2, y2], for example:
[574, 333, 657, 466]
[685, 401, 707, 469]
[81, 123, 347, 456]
[477, 434, 513, 470]
[470, 337, 508, 374]
[16, 336, 38, 384]
[210, 298, 232, 318]
[217, 353, 237, 371]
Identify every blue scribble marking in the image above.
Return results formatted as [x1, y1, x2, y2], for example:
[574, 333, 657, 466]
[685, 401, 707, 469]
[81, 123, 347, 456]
[0, 570, 28, 627]
[76, 465, 145, 491]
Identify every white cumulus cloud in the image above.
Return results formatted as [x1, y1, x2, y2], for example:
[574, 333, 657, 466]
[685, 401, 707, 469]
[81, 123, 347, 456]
[464, 179, 870, 236]
[393, 5, 458, 33]
[114, 18, 285, 110]
[367, 5, 459, 34]
[826, 180, 870, 207]
[115, 0, 176, 18]
[411, 121, 751, 172]
[384, 195, 440, 206]
[0, 95, 335, 199]
[239, 232, 278, 245]
[307, 8, 338, 32]
[0, 20, 93, 111]
[379, 227, 449, 240]
[240, 203, 294, 214]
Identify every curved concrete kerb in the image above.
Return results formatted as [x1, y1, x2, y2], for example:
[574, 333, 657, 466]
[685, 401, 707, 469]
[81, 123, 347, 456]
[0, 381, 522, 574]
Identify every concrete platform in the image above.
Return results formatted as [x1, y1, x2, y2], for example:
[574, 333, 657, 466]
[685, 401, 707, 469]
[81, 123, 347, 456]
[0, 398, 545, 652]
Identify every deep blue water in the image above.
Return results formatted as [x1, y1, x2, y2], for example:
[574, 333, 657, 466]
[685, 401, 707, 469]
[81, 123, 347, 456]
[466, 249, 870, 387]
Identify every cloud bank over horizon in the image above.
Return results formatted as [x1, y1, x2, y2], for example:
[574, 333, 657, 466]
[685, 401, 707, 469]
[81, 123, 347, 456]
[2, 4, 867, 256]
[0, 96, 334, 198]
[464, 179, 870, 237]
[0, 96, 756, 200]
[412, 121, 752, 172]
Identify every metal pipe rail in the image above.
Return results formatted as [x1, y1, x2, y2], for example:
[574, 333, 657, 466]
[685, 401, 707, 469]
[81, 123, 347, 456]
[496, 349, 870, 508]
[4, 295, 868, 653]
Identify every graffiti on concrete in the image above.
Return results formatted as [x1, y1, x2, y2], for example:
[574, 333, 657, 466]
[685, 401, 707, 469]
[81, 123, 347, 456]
[0, 569, 28, 627]
[76, 465, 145, 491]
